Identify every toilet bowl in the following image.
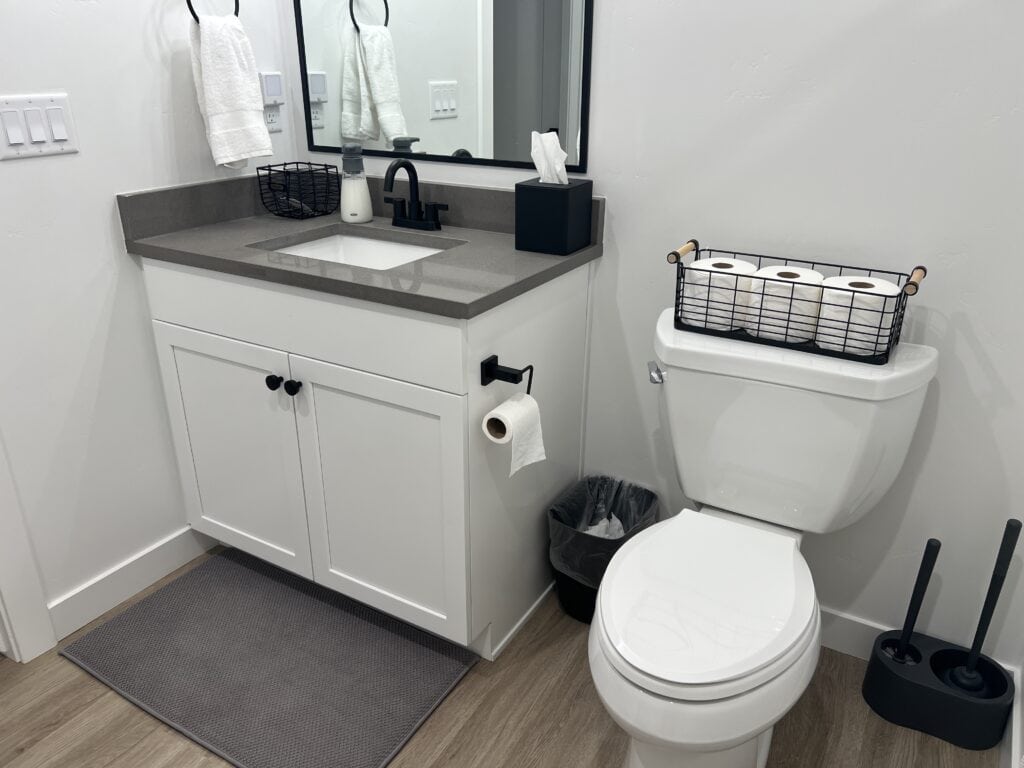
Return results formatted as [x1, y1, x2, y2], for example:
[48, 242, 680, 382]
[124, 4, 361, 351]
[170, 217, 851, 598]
[587, 311, 937, 768]
[589, 509, 820, 768]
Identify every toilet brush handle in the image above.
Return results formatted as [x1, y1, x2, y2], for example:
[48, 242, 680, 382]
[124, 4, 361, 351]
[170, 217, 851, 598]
[965, 519, 1021, 672]
[897, 538, 941, 660]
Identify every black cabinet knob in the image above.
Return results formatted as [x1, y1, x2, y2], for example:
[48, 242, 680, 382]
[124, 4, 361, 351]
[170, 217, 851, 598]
[265, 375, 284, 391]
[284, 380, 303, 397]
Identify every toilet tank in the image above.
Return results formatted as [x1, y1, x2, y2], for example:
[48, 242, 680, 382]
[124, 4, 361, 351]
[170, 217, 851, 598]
[654, 310, 938, 533]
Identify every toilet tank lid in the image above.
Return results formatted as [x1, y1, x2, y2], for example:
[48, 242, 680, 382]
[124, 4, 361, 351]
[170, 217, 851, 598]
[655, 309, 937, 401]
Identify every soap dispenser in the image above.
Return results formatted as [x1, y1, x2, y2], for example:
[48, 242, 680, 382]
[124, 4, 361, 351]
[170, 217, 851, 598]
[340, 144, 373, 223]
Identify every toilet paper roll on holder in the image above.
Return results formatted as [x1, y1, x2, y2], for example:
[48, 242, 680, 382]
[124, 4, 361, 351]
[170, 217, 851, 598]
[481, 355, 534, 395]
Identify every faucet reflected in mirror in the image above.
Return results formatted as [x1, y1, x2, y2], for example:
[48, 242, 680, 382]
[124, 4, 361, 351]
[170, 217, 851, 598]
[382, 159, 448, 231]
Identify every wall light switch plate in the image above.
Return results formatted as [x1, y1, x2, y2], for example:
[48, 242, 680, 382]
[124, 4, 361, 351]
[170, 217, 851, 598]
[1, 93, 79, 160]
[428, 80, 458, 120]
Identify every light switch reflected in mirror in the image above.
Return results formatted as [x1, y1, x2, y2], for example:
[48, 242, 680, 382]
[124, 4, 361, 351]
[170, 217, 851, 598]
[293, 0, 593, 171]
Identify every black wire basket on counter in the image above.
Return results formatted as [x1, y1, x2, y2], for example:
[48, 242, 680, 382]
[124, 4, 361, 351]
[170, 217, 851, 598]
[667, 239, 928, 365]
[257, 162, 340, 219]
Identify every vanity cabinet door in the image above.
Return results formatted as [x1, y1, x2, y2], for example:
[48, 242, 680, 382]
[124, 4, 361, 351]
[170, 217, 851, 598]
[152, 322, 313, 578]
[290, 355, 469, 643]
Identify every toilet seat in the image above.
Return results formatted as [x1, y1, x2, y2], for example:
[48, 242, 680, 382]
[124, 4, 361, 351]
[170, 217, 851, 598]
[597, 509, 818, 701]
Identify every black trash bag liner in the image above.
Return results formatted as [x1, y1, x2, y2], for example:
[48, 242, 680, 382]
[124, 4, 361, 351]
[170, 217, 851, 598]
[548, 476, 659, 591]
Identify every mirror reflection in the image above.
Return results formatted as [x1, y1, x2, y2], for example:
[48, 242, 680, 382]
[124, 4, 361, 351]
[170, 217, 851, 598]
[296, 0, 592, 168]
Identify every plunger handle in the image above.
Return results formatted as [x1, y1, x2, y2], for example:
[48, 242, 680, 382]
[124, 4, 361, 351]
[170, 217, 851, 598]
[896, 538, 941, 660]
[965, 519, 1022, 673]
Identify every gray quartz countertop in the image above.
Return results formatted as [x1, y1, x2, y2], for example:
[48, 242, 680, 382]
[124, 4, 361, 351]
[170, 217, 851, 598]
[127, 212, 603, 319]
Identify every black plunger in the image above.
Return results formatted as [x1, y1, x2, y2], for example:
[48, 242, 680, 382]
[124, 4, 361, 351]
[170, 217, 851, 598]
[892, 538, 941, 662]
[945, 519, 1022, 695]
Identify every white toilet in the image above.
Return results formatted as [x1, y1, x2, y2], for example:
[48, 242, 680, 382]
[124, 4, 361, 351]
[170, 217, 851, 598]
[589, 309, 938, 768]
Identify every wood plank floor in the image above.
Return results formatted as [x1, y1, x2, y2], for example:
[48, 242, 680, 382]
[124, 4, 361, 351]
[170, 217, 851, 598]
[0, 553, 1001, 768]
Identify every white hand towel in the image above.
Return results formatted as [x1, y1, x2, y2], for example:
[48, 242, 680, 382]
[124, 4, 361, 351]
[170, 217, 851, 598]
[359, 26, 408, 144]
[189, 15, 272, 167]
[340, 27, 379, 141]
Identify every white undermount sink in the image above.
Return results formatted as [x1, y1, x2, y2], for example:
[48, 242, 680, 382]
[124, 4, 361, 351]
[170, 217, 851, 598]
[276, 234, 442, 271]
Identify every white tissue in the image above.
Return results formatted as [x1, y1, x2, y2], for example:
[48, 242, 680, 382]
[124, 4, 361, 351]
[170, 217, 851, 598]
[815, 275, 903, 355]
[482, 393, 546, 477]
[681, 257, 759, 331]
[747, 265, 825, 343]
[586, 514, 625, 540]
[531, 131, 568, 185]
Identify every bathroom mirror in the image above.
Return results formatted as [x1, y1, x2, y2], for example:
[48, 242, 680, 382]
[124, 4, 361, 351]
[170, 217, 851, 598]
[293, 0, 593, 171]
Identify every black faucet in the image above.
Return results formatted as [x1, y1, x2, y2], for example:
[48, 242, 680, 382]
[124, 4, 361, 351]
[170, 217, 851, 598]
[383, 159, 448, 231]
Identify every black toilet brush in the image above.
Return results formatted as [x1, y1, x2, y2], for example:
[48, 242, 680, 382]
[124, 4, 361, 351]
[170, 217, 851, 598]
[887, 538, 941, 664]
[863, 520, 1020, 750]
[942, 518, 1021, 696]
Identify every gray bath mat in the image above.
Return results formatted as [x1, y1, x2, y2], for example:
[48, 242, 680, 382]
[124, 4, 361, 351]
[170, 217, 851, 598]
[61, 549, 477, 768]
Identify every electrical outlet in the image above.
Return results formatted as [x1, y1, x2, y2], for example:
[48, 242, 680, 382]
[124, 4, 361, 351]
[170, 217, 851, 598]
[310, 104, 324, 130]
[264, 104, 282, 133]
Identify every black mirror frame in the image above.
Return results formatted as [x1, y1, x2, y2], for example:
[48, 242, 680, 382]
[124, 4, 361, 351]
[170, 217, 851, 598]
[292, 0, 594, 172]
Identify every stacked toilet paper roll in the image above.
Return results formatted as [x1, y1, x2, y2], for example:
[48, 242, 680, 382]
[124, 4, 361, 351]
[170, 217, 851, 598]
[680, 258, 758, 331]
[746, 266, 824, 343]
[815, 275, 902, 356]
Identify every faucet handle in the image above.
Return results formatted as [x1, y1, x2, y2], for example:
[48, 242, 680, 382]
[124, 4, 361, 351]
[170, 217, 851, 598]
[384, 195, 408, 221]
[425, 202, 448, 227]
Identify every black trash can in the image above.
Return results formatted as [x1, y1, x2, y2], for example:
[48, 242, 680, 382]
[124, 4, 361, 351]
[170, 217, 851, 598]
[547, 476, 659, 623]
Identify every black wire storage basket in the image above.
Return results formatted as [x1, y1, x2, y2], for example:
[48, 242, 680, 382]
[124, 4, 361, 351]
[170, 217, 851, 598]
[257, 162, 340, 219]
[667, 239, 927, 365]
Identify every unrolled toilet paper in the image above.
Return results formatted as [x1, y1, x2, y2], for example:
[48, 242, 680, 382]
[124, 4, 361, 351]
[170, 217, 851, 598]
[815, 275, 903, 355]
[746, 265, 825, 343]
[680, 257, 758, 331]
[482, 393, 546, 477]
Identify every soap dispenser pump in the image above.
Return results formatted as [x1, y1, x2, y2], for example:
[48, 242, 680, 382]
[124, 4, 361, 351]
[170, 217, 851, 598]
[340, 144, 373, 223]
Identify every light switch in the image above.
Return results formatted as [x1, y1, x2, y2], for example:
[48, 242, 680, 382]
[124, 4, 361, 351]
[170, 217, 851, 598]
[1, 93, 78, 160]
[1, 110, 24, 145]
[24, 108, 47, 143]
[307, 71, 328, 104]
[428, 80, 459, 120]
[46, 107, 68, 141]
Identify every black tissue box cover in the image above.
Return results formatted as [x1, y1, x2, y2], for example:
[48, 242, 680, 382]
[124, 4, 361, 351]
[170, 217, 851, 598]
[515, 177, 593, 255]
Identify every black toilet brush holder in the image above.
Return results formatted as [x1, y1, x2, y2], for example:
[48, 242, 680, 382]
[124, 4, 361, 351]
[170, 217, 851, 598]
[862, 520, 1021, 751]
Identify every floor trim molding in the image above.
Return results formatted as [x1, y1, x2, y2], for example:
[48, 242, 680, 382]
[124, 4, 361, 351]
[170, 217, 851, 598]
[491, 582, 555, 660]
[819, 605, 891, 661]
[47, 526, 213, 640]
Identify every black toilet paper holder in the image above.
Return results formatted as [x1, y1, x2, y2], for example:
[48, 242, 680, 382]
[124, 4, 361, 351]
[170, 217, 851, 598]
[481, 356, 534, 395]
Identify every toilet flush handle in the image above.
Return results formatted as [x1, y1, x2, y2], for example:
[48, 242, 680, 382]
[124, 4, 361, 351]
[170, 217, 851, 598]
[648, 361, 666, 384]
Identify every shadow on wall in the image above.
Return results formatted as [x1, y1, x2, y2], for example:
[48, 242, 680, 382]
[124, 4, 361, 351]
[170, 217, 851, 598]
[803, 304, 1019, 654]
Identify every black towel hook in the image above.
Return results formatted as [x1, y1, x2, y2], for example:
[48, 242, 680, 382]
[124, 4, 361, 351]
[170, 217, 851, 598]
[349, 0, 390, 33]
[187, 0, 240, 24]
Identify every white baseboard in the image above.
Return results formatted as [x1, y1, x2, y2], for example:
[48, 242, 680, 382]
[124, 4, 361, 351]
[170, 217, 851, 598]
[489, 582, 555, 660]
[819, 605, 891, 661]
[47, 526, 213, 640]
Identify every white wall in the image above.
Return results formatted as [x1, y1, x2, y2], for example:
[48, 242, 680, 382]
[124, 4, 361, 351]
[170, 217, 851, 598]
[299, 0, 482, 156]
[313, 0, 1024, 666]
[0, 0, 300, 637]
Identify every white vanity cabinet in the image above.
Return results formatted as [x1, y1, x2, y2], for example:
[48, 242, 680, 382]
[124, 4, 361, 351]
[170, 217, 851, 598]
[289, 355, 469, 640]
[153, 323, 314, 578]
[142, 257, 591, 656]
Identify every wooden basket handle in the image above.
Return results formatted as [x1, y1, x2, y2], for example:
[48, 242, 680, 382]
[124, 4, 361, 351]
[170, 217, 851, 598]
[667, 239, 700, 264]
[903, 266, 928, 296]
